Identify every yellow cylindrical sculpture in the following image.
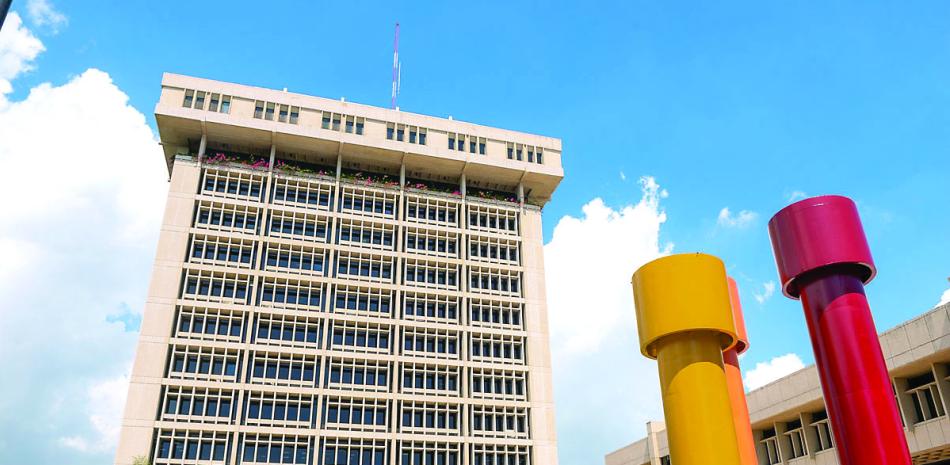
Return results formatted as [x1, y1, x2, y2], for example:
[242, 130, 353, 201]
[632, 253, 742, 465]
[725, 277, 757, 465]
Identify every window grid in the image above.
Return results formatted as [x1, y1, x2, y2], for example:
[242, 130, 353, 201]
[761, 429, 781, 465]
[263, 242, 328, 276]
[401, 363, 461, 397]
[320, 438, 387, 465]
[241, 433, 311, 464]
[175, 306, 244, 343]
[333, 285, 394, 317]
[202, 168, 264, 201]
[470, 333, 525, 365]
[161, 386, 234, 424]
[402, 327, 460, 359]
[167, 345, 241, 382]
[254, 313, 322, 349]
[468, 236, 520, 266]
[154, 428, 230, 465]
[399, 400, 460, 435]
[405, 196, 460, 227]
[404, 259, 459, 291]
[326, 357, 391, 392]
[249, 351, 319, 387]
[194, 200, 260, 234]
[258, 277, 325, 311]
[323, 397, 389, 431]
[467, 205, 519, 236]
[188, 234, 256, 269]
[783, 420, 806, 459]
[405, 227, 459, 259]
[398, 441, 460, 465]
[337, 219, 396, 251]
[330, 320, 392, 354]
[810, 412, 835, 452]
[471, 445, 530, 465]
[340, 186, 398, 219]
[469, 266, 522, 297]
[267, 209, 330, 242]
[471, 368, 528, 401]
[402, 292, 460, 324]
[470, 405, 530, 439]
[907, 373, 946, 423]
[336, 251, 395, 283]
[181, 269, 251, 305]
[272, 177, 335, 211]
[470, 300, 523, 330]
[244, 391, 314, 428]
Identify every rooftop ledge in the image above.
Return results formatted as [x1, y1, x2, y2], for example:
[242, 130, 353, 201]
[155, 73, 564, 205]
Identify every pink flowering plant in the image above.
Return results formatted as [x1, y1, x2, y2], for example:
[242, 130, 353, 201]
[341, 171, 399, 187]
[205, 152, 269, 170]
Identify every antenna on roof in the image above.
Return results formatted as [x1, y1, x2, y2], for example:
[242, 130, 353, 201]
[391, 22, 400, 109]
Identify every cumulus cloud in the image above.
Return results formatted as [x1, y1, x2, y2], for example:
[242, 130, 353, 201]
[0, 20, 166, 465]
[619, 171, 626, 181]
[0, 12, 44, 102]
[753, 280, 777, 304]
[545, 177, 671, 464]
[788, 190, 807, 202]
[743, 353, 806, 391]
[937, 281, 950, 308]
[717, 207, 757, 229]
[26, 0, 68, 32]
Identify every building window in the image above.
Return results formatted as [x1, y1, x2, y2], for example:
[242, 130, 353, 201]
[760, 429, 781, 465]
[387, 124, 395, 140]
[208, 93, 220, 112]
[536, 148, 543, 164]
[245, 392, 313, 427]
[448, 136, 455, 150]
[418, 128, 427, 145]
[193, 91, 205, 110]
[516, 146, 523, 161]
[907, 371, 946, 423]
[289, 106, 299, 124]
[401, 363, 460, 395]
[397, 125, 405, 141]
[241, 434, 310, 464]
[254, 100, 265, 119]
[409, 127, 417, 144]
[479, 139, 486, 155]
[155, 429, 228, 462]
[345, 116, 355, 133]
[321, 439, 387, 465]
[183, 89, 194, 108]
[323, 113, 332, 130]
[506, 143, 514, 159]
[332, 114, 341, 131]
[323, 397, 388, 430]
[265, 102, 275, 121]
[457, 135, 465, 152]
[398, 442, 460, 465]
[356, 118, 365, 135]
[220, 95, 231, 114]
[809, 410, 835, 451]
[784, 419, 806, 459]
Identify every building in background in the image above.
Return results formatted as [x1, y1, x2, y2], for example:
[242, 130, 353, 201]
[606, 302, 950, 465]
[114, 73, 563, 465]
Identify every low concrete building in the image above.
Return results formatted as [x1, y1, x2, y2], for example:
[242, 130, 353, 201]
[606, 302, 950, 465]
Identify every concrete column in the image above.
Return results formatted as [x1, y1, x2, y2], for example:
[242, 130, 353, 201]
[400, 163, 406, 188]
[460, 173, 467, 196]
[268, 144, 276, 171]
[197, 133, 207, 162]
[517, 182, 525, 203]
[336, 152, 343, 180]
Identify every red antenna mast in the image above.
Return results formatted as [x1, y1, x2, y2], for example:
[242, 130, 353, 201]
[391, 22, 401, 109]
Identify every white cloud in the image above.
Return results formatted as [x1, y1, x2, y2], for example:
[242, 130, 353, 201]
[717, 207, 758, 229]
[0, 20, 166, 464]
[59, 373, 130, 453]
[788, 190, 807, 202]
[545, 176, 672, 464]
[0, 12, 44, 102]
[753, 280, 777, 304]
[743, 353, 806, 391]
[619, 171, 626, 181]
[26, 0, 68, 32]
[937, 281, 950, 308]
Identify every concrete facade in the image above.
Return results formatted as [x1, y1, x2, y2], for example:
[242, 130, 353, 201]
[115, 74, 563, 465]
[606, 302, 950, 465]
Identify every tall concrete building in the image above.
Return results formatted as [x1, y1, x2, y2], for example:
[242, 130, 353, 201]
[115, 73, 563, 465]
[605, 302, 950, 465]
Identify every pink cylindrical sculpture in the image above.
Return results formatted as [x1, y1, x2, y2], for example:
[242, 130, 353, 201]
[768, 195, 910, 465]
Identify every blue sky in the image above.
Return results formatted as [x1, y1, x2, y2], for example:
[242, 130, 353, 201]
[1, 1, 949, 464]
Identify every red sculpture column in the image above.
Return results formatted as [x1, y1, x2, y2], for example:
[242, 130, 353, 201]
[768, 195, 910, 465]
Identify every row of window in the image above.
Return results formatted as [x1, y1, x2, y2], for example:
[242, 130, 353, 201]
[165, 347, 528, 394]
[174, 298, 523, 343]
[322, 111, 365, 135]
[254, 100, 301, 124]
[182, 89, 232, 114]
[198, 173, 522, 233]
[506, 143, 544, 165]
[387, 123, 428, 145]
[153, 431, 530, 465]
[157, 390, 528, 436]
